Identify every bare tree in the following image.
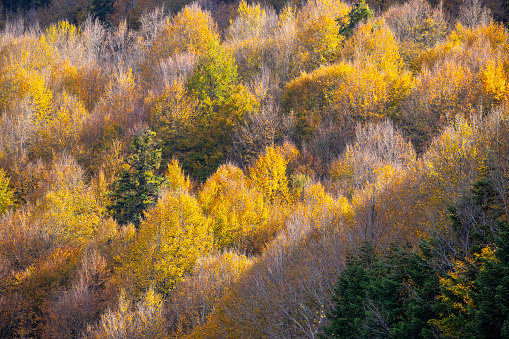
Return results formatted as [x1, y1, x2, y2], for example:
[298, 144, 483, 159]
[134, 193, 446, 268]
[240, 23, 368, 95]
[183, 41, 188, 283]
[458, 0, 491, 27]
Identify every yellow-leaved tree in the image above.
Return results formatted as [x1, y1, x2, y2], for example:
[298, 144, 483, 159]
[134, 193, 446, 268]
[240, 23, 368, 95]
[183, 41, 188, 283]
[141, 4, 219, 87]
[480, 59, 506, 104]
[164, 158, 191, 193]
[0, 169, 15, 215]
[282, 62, 353, 143]
[38, 156, 103, 247]
[333, 20, 413, 123]
[0, 63, 53, 122]
[414, 116, 486, 232]
[249, 143, 299, 205]
[31, 92, 88, 161]
[225, 0, 277, 82]
[199, 163, 269, 253]
[147, 82, 199, 164]
[117, 190, 212, 296]
[294, 0, 349, 71]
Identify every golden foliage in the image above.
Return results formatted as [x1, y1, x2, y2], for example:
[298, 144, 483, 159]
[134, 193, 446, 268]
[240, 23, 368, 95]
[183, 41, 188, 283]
[227, 1, 271, 42]
[284, 19, 412, 138]
[283, 62, 353, 141]
[38, 157, 103, 247]
[155, 4, 219, 55]
[45, 21, 79, 48]
[2, 5, 509, 339]
[249, 143, 298, 205]
[142, 4, 219, 86]
[0, 169, 15, 215]
[294, 0, 349, 70]
[481, 59, 506, 103]
[51, 60, 107, 112]
[148, 82, 198, 146]
[384, 0, 448, 67]
[0, 63, 53, 121]
[199, 163, 269, 253]
[117, 191, 212, 295]
[164, 159, 191, 193]
[333, 60, 412, 122]
[32, 92, 88, 160]
[411, 116, 487, 233]
[88, 288, 168, 339]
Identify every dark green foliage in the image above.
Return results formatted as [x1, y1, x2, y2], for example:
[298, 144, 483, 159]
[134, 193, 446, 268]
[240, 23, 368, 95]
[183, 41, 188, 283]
[90, 0, 114, 24]
[323, 244, 374, 338]
[2, 0, 51, 12]
[335, 0, 373, 39]
[324, 173, 509, 338]
[423, 171, 504, 272]
[108, 129, 163, 228]
[467, 221, 509, 338]
[322, 243, 439, 338]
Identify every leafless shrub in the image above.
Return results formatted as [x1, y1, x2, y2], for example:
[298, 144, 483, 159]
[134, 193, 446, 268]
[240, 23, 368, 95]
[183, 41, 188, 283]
[46, 154, 85, 192]
[458, 0, 492, 27]
[0, 293, 30, 338]
[1, 15, 27, 42]
[232, 99, 295, 168]
[105, 21, 140, 73]
[139, 6, 168, 45]
[43, 251, 107, 339]
[83, 288, 167, 339]
[0, 98, 37, 162]
[384, 0, 447, 64]
[154, 52, 199, 91]
[81, 16, 107, 64]
[81, 68, 146, 162]
[472, 105, 509, 216]
[354, 120, 416, 168]
[166, 251, 251, 335]
[349, 173, 422, 253]
[331, 120, 415, 194]
[301, 121, 353, 179]
[385, 0, 447, 45]
[0, 205, 49, 272]
[226, 3, 278, 43]
[270, 6, 298, 85]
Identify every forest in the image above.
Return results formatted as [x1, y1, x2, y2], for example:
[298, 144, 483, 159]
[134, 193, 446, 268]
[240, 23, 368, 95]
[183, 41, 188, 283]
[0, 0, 509, 337]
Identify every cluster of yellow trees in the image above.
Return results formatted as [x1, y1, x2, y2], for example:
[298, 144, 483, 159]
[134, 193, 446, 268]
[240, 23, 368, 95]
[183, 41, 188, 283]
[0, 0, 509, 337]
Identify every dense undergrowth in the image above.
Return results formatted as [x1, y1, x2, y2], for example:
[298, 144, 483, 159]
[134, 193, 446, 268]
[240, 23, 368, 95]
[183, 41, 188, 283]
[1, 0, 509, 337]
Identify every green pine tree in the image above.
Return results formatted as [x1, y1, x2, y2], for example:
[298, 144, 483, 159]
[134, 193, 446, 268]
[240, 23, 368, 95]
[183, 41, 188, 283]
[108, 129, 163, 228]
[335, 0, 373, 39]
[468, 221, 509, 338]
[322, 243, 439, 338]
[90, 0, 115, 24]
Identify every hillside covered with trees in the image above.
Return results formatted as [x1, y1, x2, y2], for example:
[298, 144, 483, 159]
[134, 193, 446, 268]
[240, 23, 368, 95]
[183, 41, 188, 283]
[1, 0, 509, 337]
